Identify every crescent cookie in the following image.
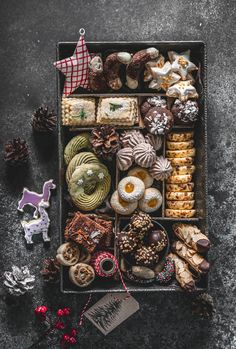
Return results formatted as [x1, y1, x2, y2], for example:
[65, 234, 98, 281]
[166, 148, 196, 158]
[166, 200, 195, 210]
[166, 174, 192, 184]
[166, 140, 194, 150]
[171, 165, 196, 175]
[167, 157, 194, 166]
[166, 182, 194, 192]
[167, 132, 193, 142]
[165, 209, 196, 218]
[166, 192, 194, 201]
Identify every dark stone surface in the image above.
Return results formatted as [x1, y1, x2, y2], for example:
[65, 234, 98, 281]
[0, 0, 235, 348]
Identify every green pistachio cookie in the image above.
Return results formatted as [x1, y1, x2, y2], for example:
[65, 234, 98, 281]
[68, 163, 111, 211]
[66, 152, 100, 184]
[64, 133, 92, 165]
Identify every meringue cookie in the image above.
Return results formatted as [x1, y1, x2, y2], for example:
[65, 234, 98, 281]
[149, 156, 173, 181]
[145, 133, 162, 151]
[120, 130, 145, 149]
[116, 148, 134, 171]
[133, 143, 156, 168]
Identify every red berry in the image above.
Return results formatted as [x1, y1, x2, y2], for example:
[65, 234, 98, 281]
[70, 328, 77, 337]
[35, 305, 48, 314]
[62, 307, 71, 316]
[55, 320, 65, 330]
[61, 334, 70, 343]
[69, 337, 77, 345]
[57, 309, 65, 317]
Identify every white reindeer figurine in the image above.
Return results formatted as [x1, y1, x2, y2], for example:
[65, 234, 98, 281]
[17, 179, 56, 218]
[21, 200, 51, 244]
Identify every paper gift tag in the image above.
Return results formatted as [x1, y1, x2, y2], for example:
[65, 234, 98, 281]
[85, 293, 139, 335]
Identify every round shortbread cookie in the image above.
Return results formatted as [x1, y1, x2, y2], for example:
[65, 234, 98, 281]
[166, 182, 194, 192]
[166, 192, 194, 201]
[167, 132, 194, 142]
[166, 148, 196, 158]
[171, 165, 196, 175]
[166, 174, 192, 184]
[166, 140, 194, 150]
[166, 200, 195, 210]
[165, 209, 196, 218]
[168, 157, 194, 166]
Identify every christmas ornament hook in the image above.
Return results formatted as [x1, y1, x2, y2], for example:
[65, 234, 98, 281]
[79, 28, 85, 36]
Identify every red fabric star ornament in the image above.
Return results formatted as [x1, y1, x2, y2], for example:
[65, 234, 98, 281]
[54, 31, 91, 96]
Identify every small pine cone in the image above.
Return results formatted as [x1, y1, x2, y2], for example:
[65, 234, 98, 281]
[4, 138, 29, 167]
[32, 106, 57, 132]
[129, 211, 153, 239]
[41, 258, 60, 283]
[117, 231, 138, 254]
[192, 293, 215, 318]
[90, 125, 120, 161]
[135, 245, 159, 267]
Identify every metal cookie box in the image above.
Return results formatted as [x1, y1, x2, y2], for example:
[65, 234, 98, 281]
[57, 41, 208, 294]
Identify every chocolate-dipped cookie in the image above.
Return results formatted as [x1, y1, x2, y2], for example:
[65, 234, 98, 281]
[147, 229, 168, 252]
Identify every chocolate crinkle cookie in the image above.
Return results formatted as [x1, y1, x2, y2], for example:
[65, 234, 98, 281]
[140, 96, 167, 116]
[144, 107, 174, 135]
[171, 99, 199, 124]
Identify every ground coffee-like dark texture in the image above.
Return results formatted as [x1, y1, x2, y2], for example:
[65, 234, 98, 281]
[0, 1, 235, 348]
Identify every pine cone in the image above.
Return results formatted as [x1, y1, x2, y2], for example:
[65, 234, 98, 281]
[192, 293, 215, 318]
[4, 138, 29, 166]
[3, 265, 35, 296]
[32, 106, 57, 132]
[41, 258, 60, 283]
[135, 245, 159, 267]
[90, 125, 120, 161]
[129, 211, 153, 239]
